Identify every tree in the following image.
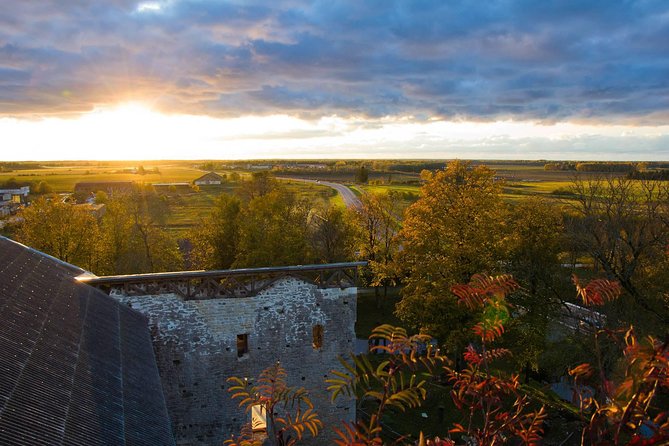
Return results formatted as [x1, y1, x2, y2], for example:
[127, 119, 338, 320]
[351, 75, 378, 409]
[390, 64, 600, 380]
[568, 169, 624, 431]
[355, 165, 369, 184]
[234, 190, 311, 268]
[98, 189, 182, 274]
[329, 276, 546, 446]
[309, 204, 356, 263]
[33, 181, 53, 195]
[189, 194, 241, 270]
[16, 197, 101, 271]
[94, 190, 108, 204]
[328, 325, 447, 445]
[353, 191, 402, 304]
[395, 161, 507, 350]
[566, 175, 669, 327]
[503, 198, 568, 378]
[226, 362, 322, 446]
[569, 276, 669, 446]
[237, 171, 278, 201]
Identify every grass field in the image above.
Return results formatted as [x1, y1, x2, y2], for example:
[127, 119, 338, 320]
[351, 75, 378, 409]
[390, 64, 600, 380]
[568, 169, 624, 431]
[164, 180, 339, 238]
[0, 164, 206, 192]
[0, 160, 626, 236]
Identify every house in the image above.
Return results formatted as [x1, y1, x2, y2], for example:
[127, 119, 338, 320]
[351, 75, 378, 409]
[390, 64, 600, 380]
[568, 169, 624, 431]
[0, 185, 30, 204]
[0, 186, 29, 217]
[193, 171, 223, 185]
[0, 237, 175, 445]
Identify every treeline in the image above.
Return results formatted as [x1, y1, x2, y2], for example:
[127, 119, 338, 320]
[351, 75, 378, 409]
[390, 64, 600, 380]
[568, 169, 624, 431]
[627, 169, 669, 180]
[544, 161, 640, 172]
[188, 171, 389, 270]
[0, 177, 53, 194]
[0, 162, 43, 172]
[14, 187, 181, 275]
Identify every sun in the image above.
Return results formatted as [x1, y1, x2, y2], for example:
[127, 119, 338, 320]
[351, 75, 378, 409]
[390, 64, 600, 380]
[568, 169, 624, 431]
[75, 103, 170, 159]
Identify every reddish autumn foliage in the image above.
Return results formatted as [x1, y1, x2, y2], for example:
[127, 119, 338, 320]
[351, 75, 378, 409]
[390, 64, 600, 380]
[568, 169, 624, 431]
[570, 276, 669, 446]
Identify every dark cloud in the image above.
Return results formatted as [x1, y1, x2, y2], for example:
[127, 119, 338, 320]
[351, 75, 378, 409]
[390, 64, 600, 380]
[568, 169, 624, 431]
[1, 0, 668, 122]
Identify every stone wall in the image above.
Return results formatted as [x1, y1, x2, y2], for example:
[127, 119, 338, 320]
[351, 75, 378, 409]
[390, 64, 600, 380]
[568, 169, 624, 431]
[111, 277, 356, 445]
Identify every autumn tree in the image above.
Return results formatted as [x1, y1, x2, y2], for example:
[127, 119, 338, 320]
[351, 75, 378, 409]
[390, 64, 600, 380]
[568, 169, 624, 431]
[234, 189, 311, 268]
[355, 165, 369, 184]
[503, 197, 568, 377]
[395, 161, 507, 350]
[33, 181, 53, 195]
[330, 276, 546, 445]
[98, 189, 182, 274]
[237, 171, 278, 201]
[16, 197, 102, 271]
[353, 191, 402, 304]
[309, 203, 356, 263]
[566, 175, 669, 327]
[189, 194, 241, 270]
[226, 362, 321, 446]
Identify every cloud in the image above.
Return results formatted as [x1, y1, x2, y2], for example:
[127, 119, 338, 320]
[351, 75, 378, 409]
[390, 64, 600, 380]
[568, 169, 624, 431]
[0, 0, 668, 123]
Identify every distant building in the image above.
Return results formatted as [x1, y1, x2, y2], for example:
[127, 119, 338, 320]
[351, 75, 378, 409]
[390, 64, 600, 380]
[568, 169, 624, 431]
[249, 165, 272, 170]
[0, 186, 29, 217]
[193, 171, 223, 185]
[74, 181, 135, 195]
[0, 185, 30, 204]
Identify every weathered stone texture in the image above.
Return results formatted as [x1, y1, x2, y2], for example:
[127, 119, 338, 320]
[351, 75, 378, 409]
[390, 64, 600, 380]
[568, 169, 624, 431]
[112, 277, 356, 445]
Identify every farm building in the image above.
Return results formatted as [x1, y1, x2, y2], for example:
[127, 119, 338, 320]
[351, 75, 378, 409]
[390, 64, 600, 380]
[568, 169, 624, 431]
[193, 171, 223, 185]
[0, 185, 29, 204]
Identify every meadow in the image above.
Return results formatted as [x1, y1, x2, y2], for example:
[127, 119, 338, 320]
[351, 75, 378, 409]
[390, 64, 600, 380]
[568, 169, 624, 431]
[0, 160, 622, 237]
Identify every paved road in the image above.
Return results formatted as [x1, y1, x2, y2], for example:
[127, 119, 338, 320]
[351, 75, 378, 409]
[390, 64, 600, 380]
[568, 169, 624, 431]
[281, 178, 362, 208]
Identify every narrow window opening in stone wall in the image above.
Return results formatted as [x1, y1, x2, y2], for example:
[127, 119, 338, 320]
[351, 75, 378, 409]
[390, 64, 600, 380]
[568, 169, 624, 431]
[251, 404, 267, 432]
[237, 334, 249, 358]
[312, 324, 324, 350]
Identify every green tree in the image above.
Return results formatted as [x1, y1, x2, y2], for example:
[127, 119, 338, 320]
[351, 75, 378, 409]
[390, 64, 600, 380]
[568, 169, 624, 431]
[16, 197, 101, 271]
[189, 194, 241, 270]
[395, 161, 507, 351]
[234, 190, 311, 268]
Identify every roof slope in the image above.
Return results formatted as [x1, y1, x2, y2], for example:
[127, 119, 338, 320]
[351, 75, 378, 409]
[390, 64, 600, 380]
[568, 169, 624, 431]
[0, 237, 175, 446]
[193, 171, 222, 182]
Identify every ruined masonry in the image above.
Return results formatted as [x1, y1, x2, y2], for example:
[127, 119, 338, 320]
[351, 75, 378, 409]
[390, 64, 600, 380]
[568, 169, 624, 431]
[88, 264, 361, 446]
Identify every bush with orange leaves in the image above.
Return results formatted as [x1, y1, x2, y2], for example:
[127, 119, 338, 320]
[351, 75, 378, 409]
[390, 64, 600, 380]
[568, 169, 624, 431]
[569, 276, 669, 446]
[328, 274, 547, 445]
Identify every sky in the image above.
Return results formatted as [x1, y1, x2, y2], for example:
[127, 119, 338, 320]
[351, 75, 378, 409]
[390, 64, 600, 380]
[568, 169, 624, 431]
[1, 0, 669, 161]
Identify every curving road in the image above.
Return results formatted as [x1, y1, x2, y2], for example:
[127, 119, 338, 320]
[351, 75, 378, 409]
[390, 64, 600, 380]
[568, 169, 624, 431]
[281, 177, 362, 208]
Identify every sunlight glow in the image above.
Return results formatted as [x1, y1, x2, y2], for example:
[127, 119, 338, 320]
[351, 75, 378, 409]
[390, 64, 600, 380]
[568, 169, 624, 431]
[1, 104, 668, 161]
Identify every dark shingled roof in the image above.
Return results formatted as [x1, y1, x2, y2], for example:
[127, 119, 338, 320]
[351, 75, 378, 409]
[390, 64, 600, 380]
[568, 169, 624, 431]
[0, 237, 175, 446]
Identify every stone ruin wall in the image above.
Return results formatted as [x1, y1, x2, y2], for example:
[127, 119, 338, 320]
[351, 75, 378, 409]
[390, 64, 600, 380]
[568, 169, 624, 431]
[111, 277, 356, 445]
